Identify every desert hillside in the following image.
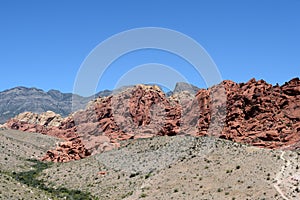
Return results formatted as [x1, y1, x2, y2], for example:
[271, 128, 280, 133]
[1, 129, 300, 199]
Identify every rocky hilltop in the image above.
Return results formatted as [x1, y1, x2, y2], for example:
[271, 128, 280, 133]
[4, 78, 300, 162]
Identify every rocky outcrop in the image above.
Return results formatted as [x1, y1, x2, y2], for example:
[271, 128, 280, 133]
[5, 78, 300, 162]
[177, 78, 300, 149]
[41, 137, 91, 162]
[8, 111, 63, 127]
[72, 84, 181, 154]
[221, 78, 300, 149]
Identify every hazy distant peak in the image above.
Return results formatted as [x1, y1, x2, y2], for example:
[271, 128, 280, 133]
[173, 82, 200, 95]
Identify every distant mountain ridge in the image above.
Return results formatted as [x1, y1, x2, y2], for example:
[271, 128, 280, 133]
[172, 82, 200, 95]
[0, 87, 113, 124]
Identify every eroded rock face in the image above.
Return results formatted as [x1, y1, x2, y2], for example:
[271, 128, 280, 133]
[73, 85, 182, 154]
[9, 111, 63, 127]
[5, 78, 300, 162]
[222, 78, 300, 149]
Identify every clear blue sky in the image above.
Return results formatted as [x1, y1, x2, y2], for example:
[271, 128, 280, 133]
[0, 0, 299, 96]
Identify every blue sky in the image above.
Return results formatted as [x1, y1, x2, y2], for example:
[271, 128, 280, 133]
[0, 0, 299, 96]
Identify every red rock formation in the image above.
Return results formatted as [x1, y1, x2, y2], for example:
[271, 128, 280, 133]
[4, 78, 300, 162]
[42, 137, 91, 162]
[193, 78, 300, 149]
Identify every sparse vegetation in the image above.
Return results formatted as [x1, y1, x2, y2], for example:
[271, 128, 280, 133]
[145, 172, 152, 179]
[8, 159, 98, 200]
[140, 193, 147, 198]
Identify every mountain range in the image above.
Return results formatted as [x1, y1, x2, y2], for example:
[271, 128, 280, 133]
[0, 87, 110, 124]
[0, 83, 199, 124]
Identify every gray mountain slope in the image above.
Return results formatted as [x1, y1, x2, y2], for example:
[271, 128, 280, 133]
[0, 87, 112, 124]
